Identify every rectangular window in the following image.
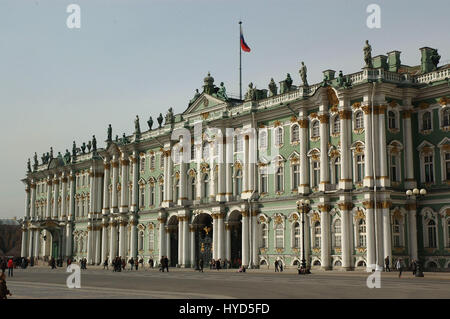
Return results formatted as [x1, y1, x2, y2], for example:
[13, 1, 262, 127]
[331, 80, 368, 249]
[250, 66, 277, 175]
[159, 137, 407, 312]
[424, 155, 434, 183]
[445, 153, 450, 180]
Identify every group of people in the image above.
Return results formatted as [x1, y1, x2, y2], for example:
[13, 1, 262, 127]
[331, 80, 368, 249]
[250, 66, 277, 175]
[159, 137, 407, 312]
[0, 258, 14, 299]
[274, 260, 284, 272]
[159, 256, 170, 272]
[0, 258, 15, 277]
[384, 256, 422, 278]
[208, 258, 233, 270]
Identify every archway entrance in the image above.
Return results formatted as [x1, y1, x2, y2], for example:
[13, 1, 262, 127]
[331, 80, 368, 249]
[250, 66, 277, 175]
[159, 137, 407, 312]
[192, 213, 213, 268]
[167, 216, 178, 267]
[229, 211, 242, 268]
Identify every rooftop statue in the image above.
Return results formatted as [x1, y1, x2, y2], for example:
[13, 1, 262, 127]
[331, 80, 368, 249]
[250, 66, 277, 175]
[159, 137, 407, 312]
[165, 108, 174, 125]
[72, 141, 77, 157]
[299, 62, 308, 87]
[87, 141, 92, 152]
[81, 142, 86, 154]
[322, 73, 329, 87]
[217, 82, 228, 100]
[57, 152, 63, 160]
[157, 113, 164, 128]
[430, 49, 441, 69]
[107, 124, 112, 142]
[41, 153, 46, 164]
[121, 133, 129, 144]
[268, 78, 277, 96]
[115, 135, 119, 142]
[135, 115, 141, 135]
[244, 82, 256, 101]
[147, 116, 153, 130]
[189, 89, 201, 105]
[337, 70, 345, 87]
[285, 73, 293, 90]
[92, 135, 97, 152]
[33, 152, 38, 169]
[364, 40, 373, 68]
[27, 159, 31, 173]
[50, 147, 54, 159]
[64, 149, 71, 163]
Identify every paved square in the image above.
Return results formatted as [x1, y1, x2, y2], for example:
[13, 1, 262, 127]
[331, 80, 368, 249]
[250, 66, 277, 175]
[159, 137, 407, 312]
[4, 266, 450, 299]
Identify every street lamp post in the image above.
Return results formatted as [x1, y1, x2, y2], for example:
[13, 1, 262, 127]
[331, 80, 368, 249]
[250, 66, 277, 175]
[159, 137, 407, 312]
[405, 188, 427, 277]
[296, 199, 311, 274]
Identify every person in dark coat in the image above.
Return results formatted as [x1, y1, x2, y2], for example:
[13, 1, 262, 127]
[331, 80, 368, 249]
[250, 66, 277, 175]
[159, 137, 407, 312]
[163, 256, 169, 272]
[411, 259, 417, 276]
[274, 260, 279, 272]
[384, 256, 390, 272]
[0, 273, 12, 299]
[103, 258, 109, 270]
[199, 258, 204, 272]
[50, 257, 56, 270]
[135, 258, 139, 271]
[129, 258, 134, 271]
[216, 259, 221, 271]
[1, 259, 6, 274]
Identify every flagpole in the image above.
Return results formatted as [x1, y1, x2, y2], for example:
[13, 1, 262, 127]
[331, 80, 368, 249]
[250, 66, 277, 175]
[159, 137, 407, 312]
[239, 21, 242, 100]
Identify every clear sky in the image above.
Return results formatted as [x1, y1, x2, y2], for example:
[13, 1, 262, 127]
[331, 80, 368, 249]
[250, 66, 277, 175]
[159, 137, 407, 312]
[1, 0, 449, 218]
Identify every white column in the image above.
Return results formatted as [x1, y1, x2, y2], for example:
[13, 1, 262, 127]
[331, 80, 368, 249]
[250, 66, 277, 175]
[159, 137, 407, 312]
[190, 226, 195, 268]
[95, 226, 101, 264]
[365, 204, 376, 269]
[339, 109, 352, 189]
[34, 228, 40, 259]
[212, 214, 218, 260]
[111, 157, 119, 213]
[408, 205, 418, 260]
[30, 182, 36, 220]
[183, 216, 189, 267]
[109, 218, 117, 262]
[378, 106, 389, 187]
[242, 211, 249, 267]
[217, 214, 225, 260]
[89, 169, 95, 215]
[319, 114, 330, 192]
[28, 229, 34, 258]
[320, 205, 331, 269]
[251, 212, 258, 267]
[61, 176, 68, 220]
[118, 220, 127, 258]
[375, 205, 384, 270]
[248, 131, 257, 194]
[101, 220, 108, 262]
[242, 136, 249, 197]
[299, 110, 309, 194]
[403, 109, 416, 189]
[25, 186, 31, 219]
[178, 217, 183, 266]
[120, 155, 129, 213]
[130, 219, 137, 259]
[131, 153, 139, 213]
[158, 215, 166, 260]
[382, 205, 392, 265]
[66, 222, 72, 258]
[52, 176, 59, 219]
[21, 227, 28, 258]
[217, 134, 226, 202]
[87, 222, 93, 264]
[69, 172, 76, 220]
[225, 130, 233, 201]
[225, 224, 231, 261]
[167, 151, 173, 205]
[340, 204, 352, 270]
[166, 229, 171, 262]
[46, 178, 52, 218]
[363, 106, 374, 187]
[102, 161, 111, 214]
[179, 160, 187, 205]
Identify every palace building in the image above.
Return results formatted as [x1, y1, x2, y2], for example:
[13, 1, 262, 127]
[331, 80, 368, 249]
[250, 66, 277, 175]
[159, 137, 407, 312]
[20, 45, 450, 271]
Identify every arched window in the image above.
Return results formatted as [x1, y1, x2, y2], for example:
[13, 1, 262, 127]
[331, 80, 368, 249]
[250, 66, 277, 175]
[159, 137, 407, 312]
[390, 154, 399, 182]
[203, 174, 209, 199]
[259, 130, 267, 148]
[312, 161, 320, 188]
[260, 166, 268, 193]
[314, 221, 321, 248]
[275, 223, 284, 248]
[293, 222, 301, 248]
[427, 219, 437, 248]
[138, 231, 144, 251]
[275, 166, 284, 192]
[292, 164, 299, 190]
[333, 157, 341, 185]
[333, 115, 340, 134]
[149, 183, 155, 206]
[393, 219, 401, 247]
[261, 223, 268, 248]
[333, 219, 341, 248]
[443, 109, 450, 127]
[150, 155, 155, 170]
[235, 169, 242, 195]
[190, 177, 196, 200]
[139, 187, 145, 209]
[148, 227, 155, 251]
[291, 124, 299, 143]
[140, 157, 146, 171]
[356, 154, 365, 183]
[275, 127, 283, 146]
[422, 111, 432, 130]
[358, 219, 367, 247]
[424, 155, 434, 183]
[388, 111, 397, 129]
[159, 183, 164, 205]
[355, 111, 364, 129]
[311, 121, 319, 138]
[202, 142, 209, 160]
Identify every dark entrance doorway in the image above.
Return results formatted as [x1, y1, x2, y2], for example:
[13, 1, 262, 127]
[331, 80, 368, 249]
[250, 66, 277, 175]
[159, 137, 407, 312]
[229, 211, 242, 268]
[192, 213, 213, 269]
[167, 216, 178, 267]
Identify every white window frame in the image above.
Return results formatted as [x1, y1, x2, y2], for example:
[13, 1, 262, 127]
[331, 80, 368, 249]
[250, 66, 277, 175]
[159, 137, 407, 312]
[290, 124, 300, 143]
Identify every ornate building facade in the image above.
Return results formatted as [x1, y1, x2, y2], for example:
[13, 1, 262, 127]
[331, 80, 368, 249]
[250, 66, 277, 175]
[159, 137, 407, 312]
[20, 45, 450, 271]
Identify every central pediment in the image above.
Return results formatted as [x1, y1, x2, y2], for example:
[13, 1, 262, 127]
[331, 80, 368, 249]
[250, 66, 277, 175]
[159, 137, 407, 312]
[183, 93, 228, 115]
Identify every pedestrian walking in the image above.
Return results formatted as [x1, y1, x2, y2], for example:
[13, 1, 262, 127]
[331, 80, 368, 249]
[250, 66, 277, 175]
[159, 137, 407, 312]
[199, 258, 204, 272]
[0, 273, 12, 299]
[50, 257, 56, 270]
[396, 258, 403, 278]
[135, 258, 139, 271]
[103, 258, 109, 270]
[411, 259, 417, 276]
[129, 258, 134, 271]
[384, 256, 390, 272]
[1, 259, 6, 274]
[216, 259, 221, 271]
[274, 260, 279, 272]
[7, 259, 14, 277]
[164, 256, 169, 272]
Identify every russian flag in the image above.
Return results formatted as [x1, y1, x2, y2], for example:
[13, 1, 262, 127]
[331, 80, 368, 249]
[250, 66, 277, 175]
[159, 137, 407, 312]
[240, 25, 251, 52]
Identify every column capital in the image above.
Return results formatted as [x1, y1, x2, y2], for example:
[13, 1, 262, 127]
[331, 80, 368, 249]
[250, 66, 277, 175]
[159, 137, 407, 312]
[337, 202, 353, 211]
[338, 109, 352, 119]
[405, 203, 417, 211]
[318, 114, 329, 124]
[362, 200, 374, 209]
[318, 204, 331, 212]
